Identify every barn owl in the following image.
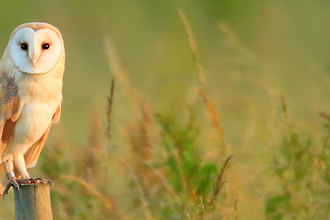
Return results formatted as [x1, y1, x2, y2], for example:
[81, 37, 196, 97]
[0, 22, 65, 195]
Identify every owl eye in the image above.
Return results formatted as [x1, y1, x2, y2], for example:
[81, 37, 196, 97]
[20, 43, 28, 51]
[42, 43, 50, 50]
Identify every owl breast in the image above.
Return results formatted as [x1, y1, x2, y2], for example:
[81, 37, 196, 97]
[5, 72, 62, 155]
[12, 102, 57, 147]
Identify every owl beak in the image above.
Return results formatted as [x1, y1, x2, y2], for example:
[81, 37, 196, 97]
[29, 54, 38, 68]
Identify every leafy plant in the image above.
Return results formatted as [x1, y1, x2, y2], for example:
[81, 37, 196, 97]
[265, 100, 330, 219]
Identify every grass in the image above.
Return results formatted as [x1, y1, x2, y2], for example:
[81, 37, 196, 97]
[35, 11, 236, 220]
[0, 9, 328, 220]
[34, 10, 330, 220]
[264, 102, 330, 219]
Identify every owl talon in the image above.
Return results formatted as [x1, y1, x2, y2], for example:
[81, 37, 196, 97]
[29, 178, 52, 186]
[3, 178, 52, 196]
[28, 178, 36, 184]
[3, 178, 19, 196]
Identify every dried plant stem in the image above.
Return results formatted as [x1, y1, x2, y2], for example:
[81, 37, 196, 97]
[210, 155, 233, 206]
[107, 76, 115, 139]
[197, 89, 226, 151]
[142, 161, 180, 199]
[121, 159, 152, 220]
[317, 134, 330, 168]
[280, 93, 289, 126]
[61, 175, 113, 211]
[178, 9, 205, 88]
[223, 182, 239, 220]
[232, 186, 239, 220]
[179, 10, 226, 153]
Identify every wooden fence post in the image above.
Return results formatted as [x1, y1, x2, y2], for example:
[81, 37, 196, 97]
[14, 183, 53, 220]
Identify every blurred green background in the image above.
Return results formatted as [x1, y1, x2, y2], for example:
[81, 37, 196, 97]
[1, 0, 330, 219]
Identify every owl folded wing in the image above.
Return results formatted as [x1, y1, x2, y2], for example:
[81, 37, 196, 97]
[24, 105, 61, 169]
[0, 73, 23, 163]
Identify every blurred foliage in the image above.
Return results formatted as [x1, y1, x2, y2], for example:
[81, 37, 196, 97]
[38, 105, 233, 219]
[265, 110, 330, 219]
[153, 113, 232, 219]
[0, 0, 330, 219]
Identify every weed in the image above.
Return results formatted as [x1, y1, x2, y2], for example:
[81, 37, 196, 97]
[265, 95, 330, 219]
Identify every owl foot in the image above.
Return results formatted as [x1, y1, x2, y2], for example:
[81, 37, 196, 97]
[3, 178, 53, 196]
[3, 178, 19, 196]
[28, 178, 53, 186]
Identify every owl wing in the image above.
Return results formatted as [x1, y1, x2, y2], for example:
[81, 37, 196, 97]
[24, 105, 61, 169]
[0, 73, 23, 163]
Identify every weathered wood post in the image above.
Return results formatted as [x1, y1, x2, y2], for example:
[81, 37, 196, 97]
[14, 183, 53, 220]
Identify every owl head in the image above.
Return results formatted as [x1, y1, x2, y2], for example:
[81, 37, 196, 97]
[9, 22, 64, 75]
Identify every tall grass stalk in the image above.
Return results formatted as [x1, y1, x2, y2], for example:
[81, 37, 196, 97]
[106, 76, 115, 139]
[178, 10, 226, 154]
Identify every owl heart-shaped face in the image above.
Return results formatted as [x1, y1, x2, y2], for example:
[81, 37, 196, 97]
[10, 25, 63, 75]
